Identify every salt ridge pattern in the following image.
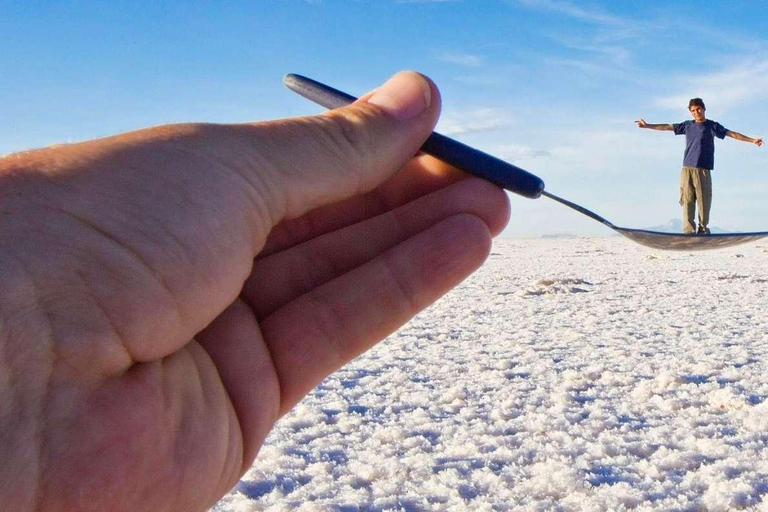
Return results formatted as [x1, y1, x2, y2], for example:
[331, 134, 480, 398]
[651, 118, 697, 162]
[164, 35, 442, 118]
[214, 237, 768, 511]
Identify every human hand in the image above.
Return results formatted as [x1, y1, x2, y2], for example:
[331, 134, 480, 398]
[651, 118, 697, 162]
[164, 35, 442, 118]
[755, 137, 763, 147]
[635, 118, 648, 128]
[0, 71, 510, 511]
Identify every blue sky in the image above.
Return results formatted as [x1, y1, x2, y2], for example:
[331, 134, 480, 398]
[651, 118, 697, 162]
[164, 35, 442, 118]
[5, 1, 768, 237]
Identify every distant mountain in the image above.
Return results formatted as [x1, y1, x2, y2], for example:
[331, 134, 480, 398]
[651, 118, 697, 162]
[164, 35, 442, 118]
[643, 218, 726, 233]
[540, 233, 578, 239]
[537, 219, 732, 239]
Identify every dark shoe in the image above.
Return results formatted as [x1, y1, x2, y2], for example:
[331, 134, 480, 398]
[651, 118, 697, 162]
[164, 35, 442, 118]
[697, 226, 711, 236]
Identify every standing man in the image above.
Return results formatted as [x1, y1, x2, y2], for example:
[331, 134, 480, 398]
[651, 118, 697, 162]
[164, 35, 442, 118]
[636, 99, 763, 235]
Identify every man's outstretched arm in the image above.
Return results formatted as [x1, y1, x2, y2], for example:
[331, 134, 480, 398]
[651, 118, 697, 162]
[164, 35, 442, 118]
[726, 130, 764, 147]
[635, 118, 674, 131]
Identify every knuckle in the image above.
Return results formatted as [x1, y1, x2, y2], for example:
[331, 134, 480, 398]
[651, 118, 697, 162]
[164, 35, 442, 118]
[318, 109, 380, 184]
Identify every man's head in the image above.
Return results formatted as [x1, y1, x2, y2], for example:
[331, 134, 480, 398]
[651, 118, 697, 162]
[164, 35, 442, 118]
[688, 98, 706, 122]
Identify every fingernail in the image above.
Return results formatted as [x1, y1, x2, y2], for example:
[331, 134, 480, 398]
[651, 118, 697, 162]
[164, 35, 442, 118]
[367, 71, 432, 120]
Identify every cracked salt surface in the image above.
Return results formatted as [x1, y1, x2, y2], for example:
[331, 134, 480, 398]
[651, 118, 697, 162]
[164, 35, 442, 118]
[213, 237, 768, 511]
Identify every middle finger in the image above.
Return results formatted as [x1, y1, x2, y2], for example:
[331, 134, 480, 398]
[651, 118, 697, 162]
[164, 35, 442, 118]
[243, 177, 509, 319]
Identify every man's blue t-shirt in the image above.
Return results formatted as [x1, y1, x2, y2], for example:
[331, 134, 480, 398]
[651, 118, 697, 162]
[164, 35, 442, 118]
[673, 119, 728, 170]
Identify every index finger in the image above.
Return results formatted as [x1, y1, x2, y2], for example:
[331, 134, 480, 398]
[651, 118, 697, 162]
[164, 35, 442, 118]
[258, 154, 468, 257]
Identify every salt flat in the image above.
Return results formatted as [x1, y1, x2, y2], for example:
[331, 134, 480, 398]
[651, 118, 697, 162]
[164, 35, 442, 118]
[214, 237, 768, 511]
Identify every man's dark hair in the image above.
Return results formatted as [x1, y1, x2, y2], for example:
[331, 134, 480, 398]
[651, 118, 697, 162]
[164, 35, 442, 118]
[688, 98, 706, 110]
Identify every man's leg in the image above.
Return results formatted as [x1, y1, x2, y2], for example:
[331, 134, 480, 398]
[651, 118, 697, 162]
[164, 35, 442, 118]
[679, 166, 696, 234]
[695, 168, 712, 234]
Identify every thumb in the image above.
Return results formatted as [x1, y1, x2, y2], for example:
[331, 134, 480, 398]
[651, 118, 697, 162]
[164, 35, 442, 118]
[251, 71, 441, 224]
[0, 72, 441, 365]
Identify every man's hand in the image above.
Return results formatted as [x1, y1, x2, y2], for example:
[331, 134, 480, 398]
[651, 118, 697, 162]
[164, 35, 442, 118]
[726, 130, 764, 147]
[0, 72, 510, 511]
[635, 119, 674, 131]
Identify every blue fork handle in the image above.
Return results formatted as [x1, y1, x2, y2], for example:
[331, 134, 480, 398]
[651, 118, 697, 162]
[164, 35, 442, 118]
[283, 74, 545, 199]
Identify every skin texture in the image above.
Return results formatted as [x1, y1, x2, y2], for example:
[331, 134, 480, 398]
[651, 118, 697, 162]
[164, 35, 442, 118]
[0, 72, 511, 511]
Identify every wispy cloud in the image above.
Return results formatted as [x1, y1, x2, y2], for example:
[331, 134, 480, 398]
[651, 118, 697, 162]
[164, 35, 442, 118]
[513, 0, 768, 113]
[514, 0, 624, 26]
[511, 0, 643, 84]
[497, 144, 551, 162]
[654, 59, 768, 112]
[544, 32, 632, 65]
[438, 52, 484, 67]
[437, 108, 508, 135]
[544, 57, 640, 85]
